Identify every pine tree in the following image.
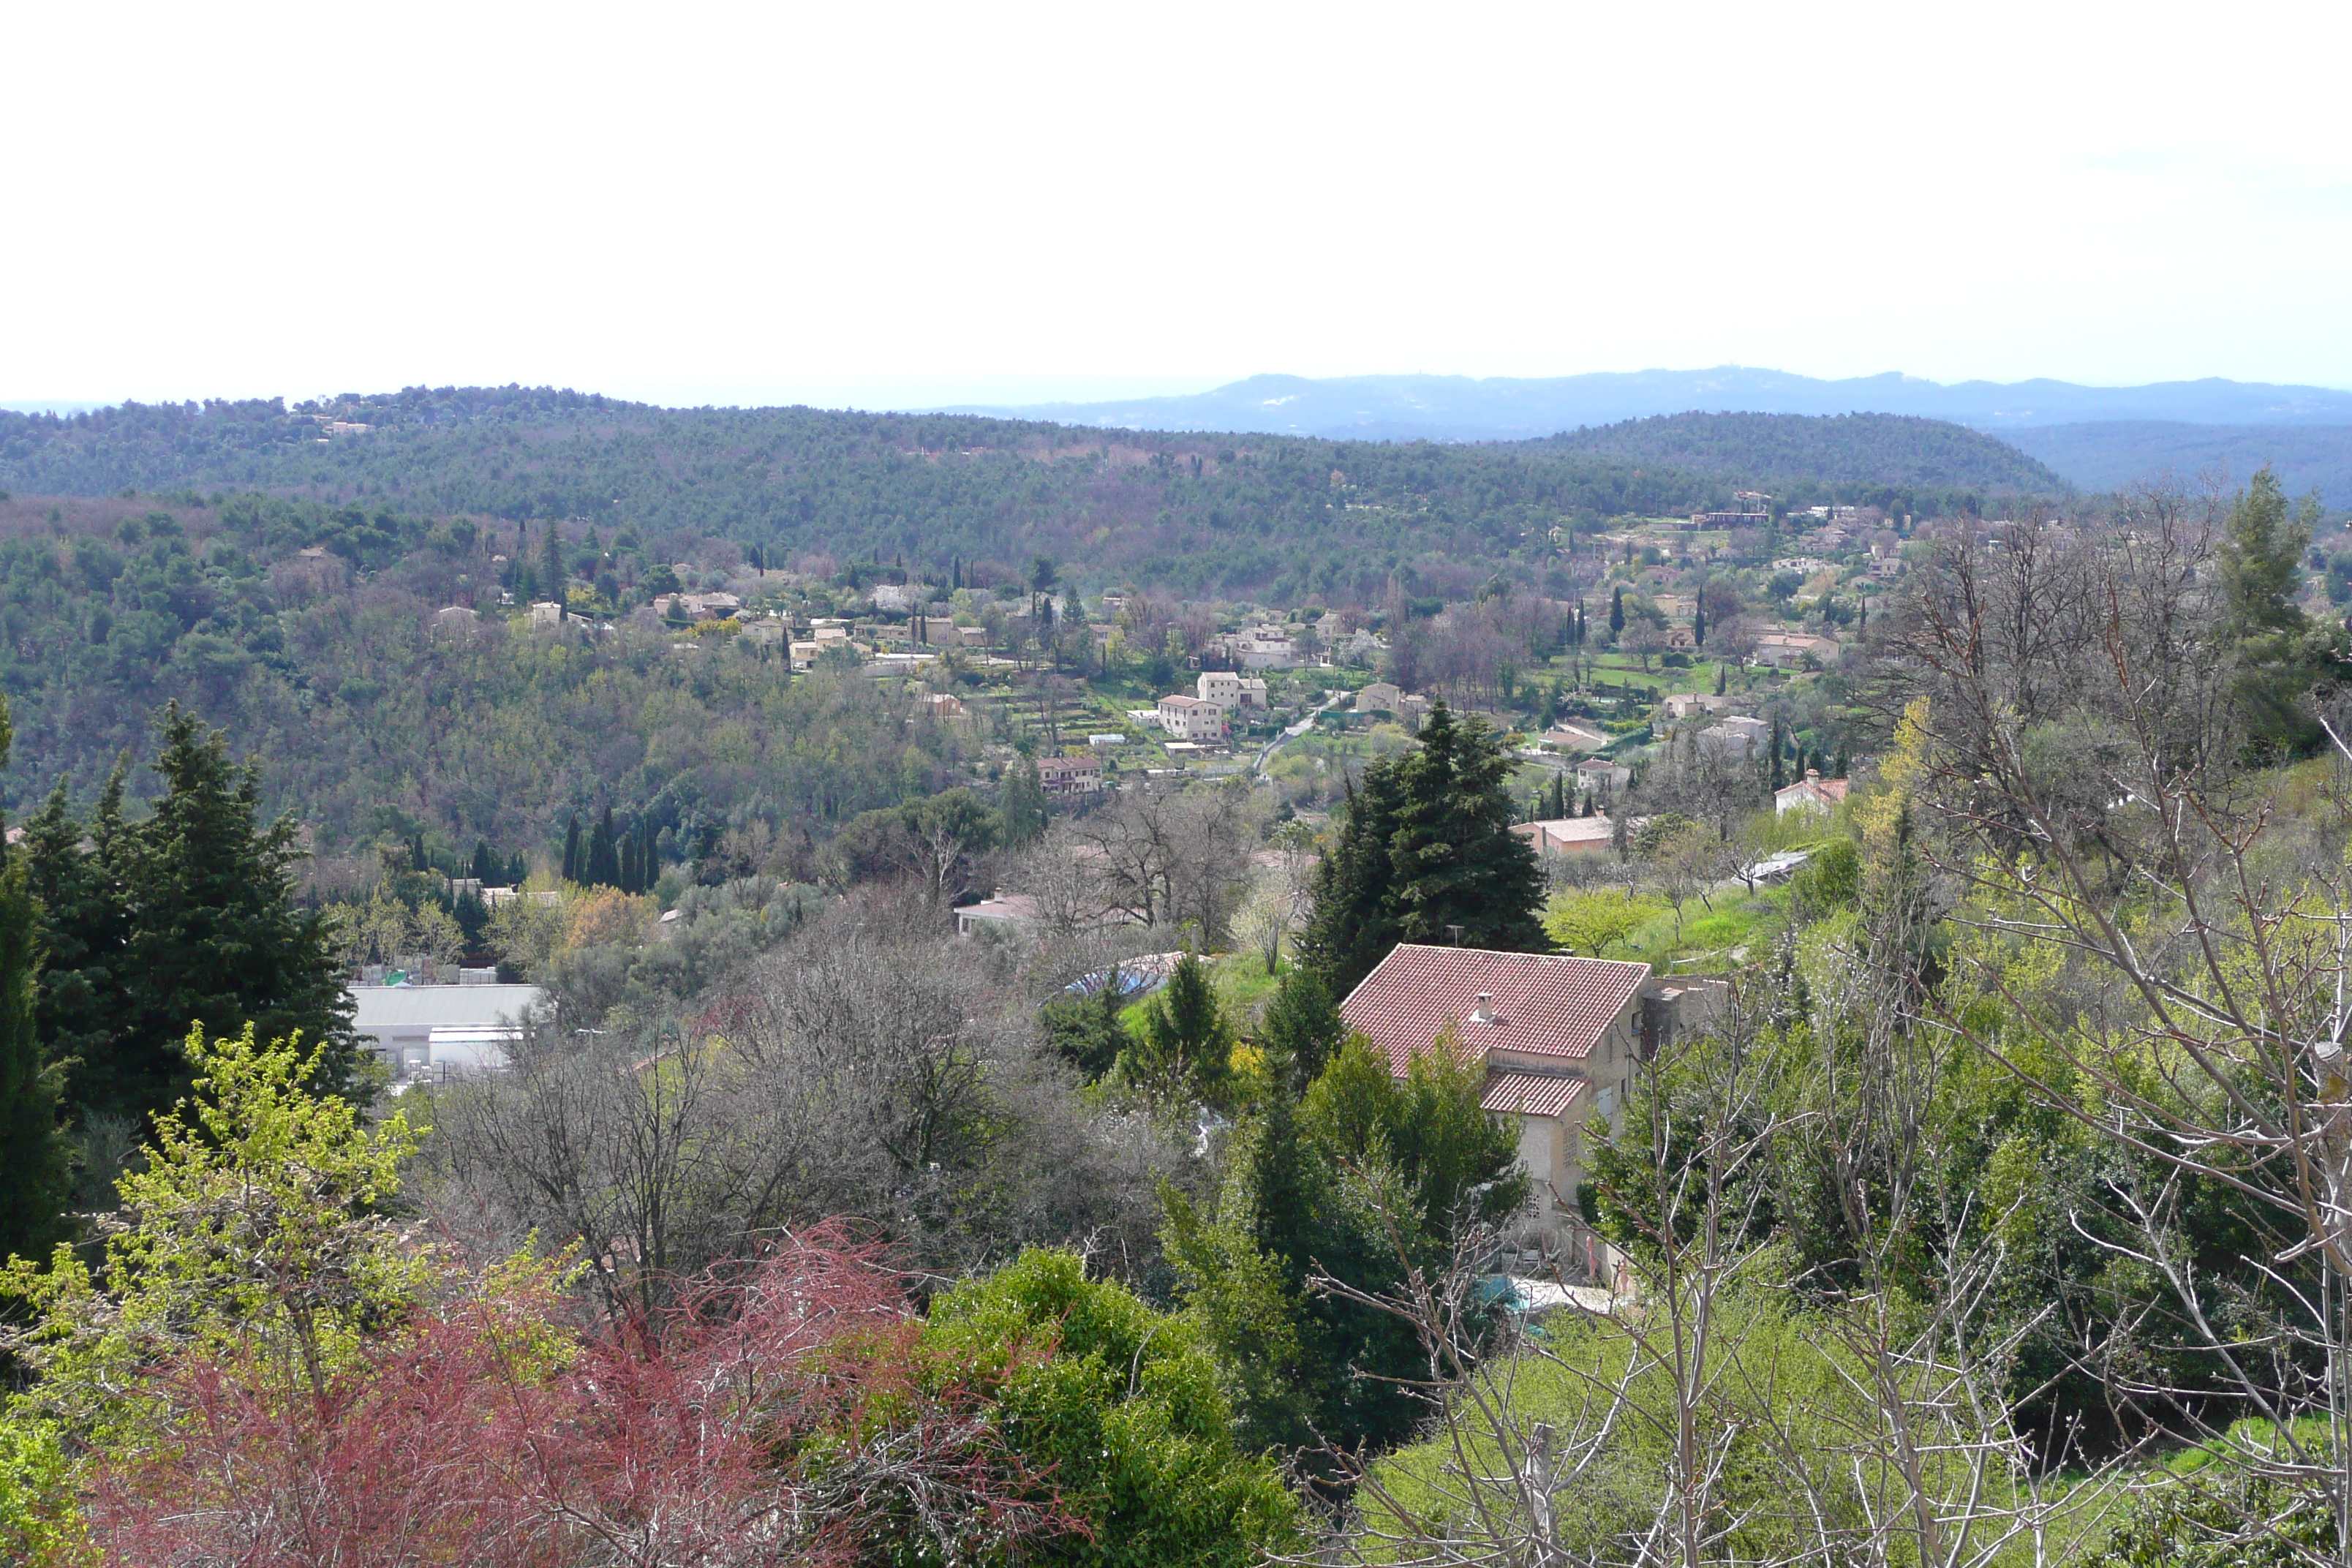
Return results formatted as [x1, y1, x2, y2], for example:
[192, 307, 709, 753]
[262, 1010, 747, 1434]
[1387, 705, 1547, 952]
[1294, 762, 1409, 998]
[23, 766, 129, 1095]
[38, 706, 355, 1130]
[1256, 969, 1345, 1096]
[1298, 706, 1545, 998]
[1119, 953, 1235, 1107]
[0, 698, 73, 1259]
[2220, 465, 2331, 747]
[561, 816, 582, 883]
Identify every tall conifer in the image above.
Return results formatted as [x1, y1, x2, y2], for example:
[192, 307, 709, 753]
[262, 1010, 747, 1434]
[0, 697, 73, 1259]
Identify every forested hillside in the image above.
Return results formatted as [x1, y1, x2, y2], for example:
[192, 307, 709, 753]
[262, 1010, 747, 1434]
[0, 489, 968, 867]
[0, 390, 2057, 601]
[1530, 410, 2067, 495]
[0, 390, 1713, 601]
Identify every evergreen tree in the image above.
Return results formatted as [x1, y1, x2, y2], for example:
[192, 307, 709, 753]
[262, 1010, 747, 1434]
[32, 705, 355, 1130]
[1039, 971, 1131, 1082]
[561, 816, 582, 883]
[587, 807, 619, 887]
[1385, 705, 1548, 953]
[1164, 1034, 1524, 1459]
[1693, 594, 1706, 647]
[541, 523, 565, 605]
[1609, 586, 1625, 636]
[1297, 706, 1545, 998]
[23, 765, 129, 1093]
[1768, 717, 1787, 791]
[996, 755, 1048, 848]
[1294, 762, 1409, 998]
[470, 839, 497, 885]
[2219, 465, 2333, 747]
[1714, 661, 1727, 696]
[1256, 969, 1344, 1096]
[507, 851, 527, 886]
[1118, 952, 1235, 1109]
[0, 698, 73, 1261]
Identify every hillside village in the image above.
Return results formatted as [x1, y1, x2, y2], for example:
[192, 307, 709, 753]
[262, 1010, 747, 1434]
[482, 494, 1915, 808]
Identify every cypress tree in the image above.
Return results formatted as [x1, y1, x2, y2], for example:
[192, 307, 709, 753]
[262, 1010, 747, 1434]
[1768, 717, 1787, 791]
[561, 816, 582, 883]
[541, 523, 565, 605]
[1693, 594, 1706, 647]
[0, 698, 73, 1258]
[508, 851, 527, 886]
[996, 755, 1048, 848]
[1714, 662, 1727, 696]
[470, 838, 497, 885]
[1609, 587, 1625, 636]
[588, 807, 619, 887]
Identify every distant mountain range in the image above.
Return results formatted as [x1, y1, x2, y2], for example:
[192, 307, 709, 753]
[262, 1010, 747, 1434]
[940, 369, 2352, 505]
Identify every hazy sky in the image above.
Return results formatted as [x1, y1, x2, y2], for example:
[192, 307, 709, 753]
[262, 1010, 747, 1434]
[9, 1, 2351, 407]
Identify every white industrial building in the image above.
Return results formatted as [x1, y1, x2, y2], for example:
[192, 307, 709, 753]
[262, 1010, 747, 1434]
[349, 981, 544, 1083]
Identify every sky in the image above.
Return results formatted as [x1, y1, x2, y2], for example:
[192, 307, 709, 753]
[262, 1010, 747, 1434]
[7, 1, 2352, 408]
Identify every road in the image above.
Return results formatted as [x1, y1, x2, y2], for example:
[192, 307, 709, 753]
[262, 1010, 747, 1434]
[1254, 690, 1350, 777]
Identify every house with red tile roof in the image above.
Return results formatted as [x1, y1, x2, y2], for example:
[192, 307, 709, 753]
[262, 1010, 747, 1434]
[1774, 769, 1850, 815]
[1340, 944, 1659, 1264]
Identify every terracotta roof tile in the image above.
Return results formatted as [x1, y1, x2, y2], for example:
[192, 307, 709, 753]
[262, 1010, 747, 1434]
[1340, 944, 1651, 1077]
[1480, 1070, 1588, 1118]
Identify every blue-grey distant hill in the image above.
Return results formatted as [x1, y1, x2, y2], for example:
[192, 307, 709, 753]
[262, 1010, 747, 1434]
[1528, 412, 2065, 493]
[2002, 422, 2352, 508]
[945, 368, 2352, 441]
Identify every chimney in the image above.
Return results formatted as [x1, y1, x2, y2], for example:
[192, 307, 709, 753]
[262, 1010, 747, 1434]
[1472, 992, 1493, 1023]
